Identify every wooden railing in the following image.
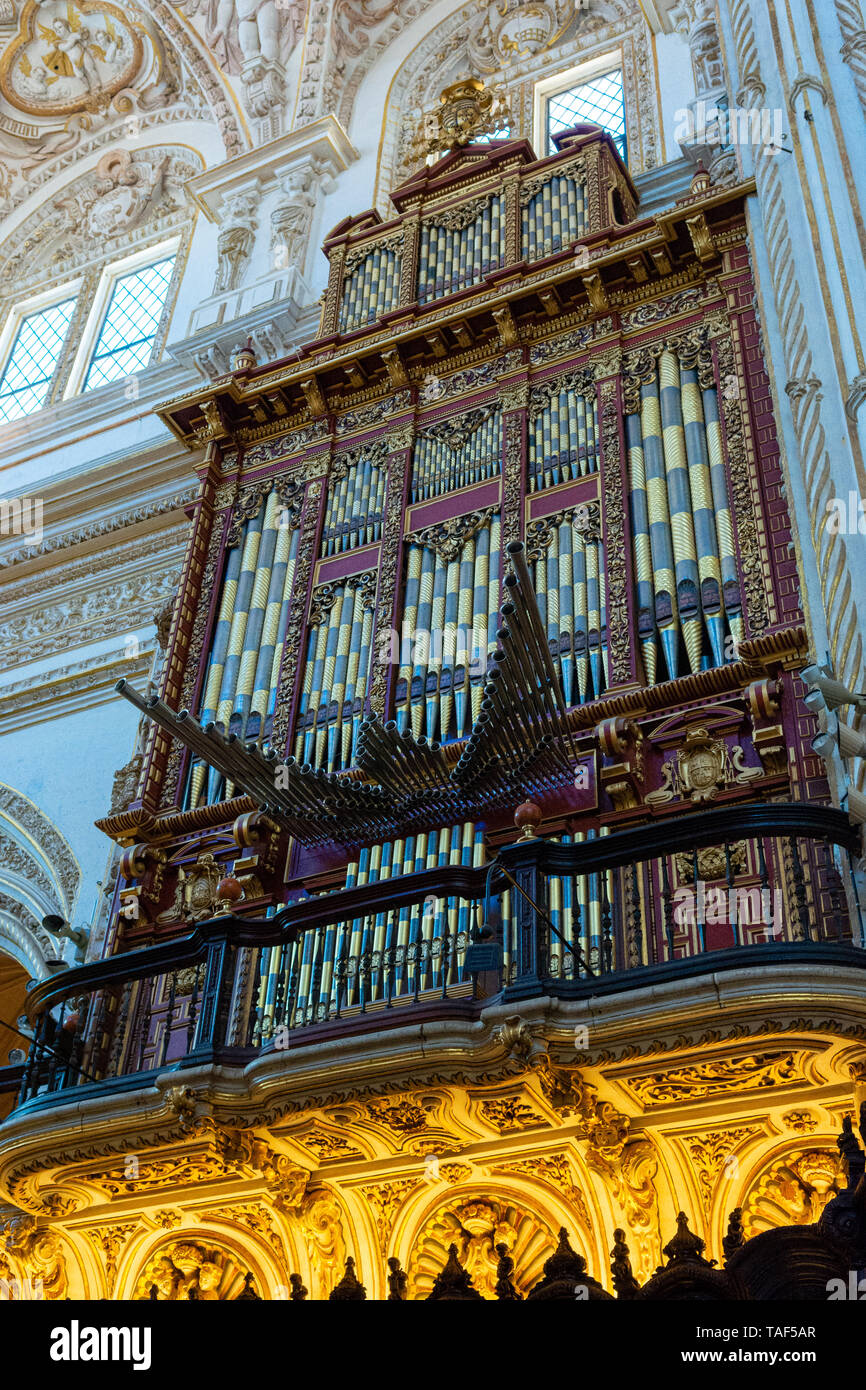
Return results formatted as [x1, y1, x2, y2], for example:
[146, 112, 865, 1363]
[9, 803, 862, 1111]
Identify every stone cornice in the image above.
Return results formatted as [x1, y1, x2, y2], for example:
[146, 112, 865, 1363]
[0, 647, 154, 735]
[184, 114, 358, 224]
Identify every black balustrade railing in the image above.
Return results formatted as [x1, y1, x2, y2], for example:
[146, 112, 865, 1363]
[9, 804, 863, 1111]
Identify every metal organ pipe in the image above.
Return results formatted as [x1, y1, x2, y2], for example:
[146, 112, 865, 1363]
[187, 488, 300, 810]
[417, 195, 505, 306]
[398, 514, 500, 744]
[626, 350, 743, 683]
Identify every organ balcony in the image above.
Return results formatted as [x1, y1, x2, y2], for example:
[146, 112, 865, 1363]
[2, 116, 864, 1299]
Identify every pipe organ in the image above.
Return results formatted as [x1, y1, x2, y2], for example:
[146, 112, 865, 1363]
[396, 510, 501, 742]
[521, 172, 587, 259]
[185, 483, 301, 809]
[418, 194, 505, 304]
[320, 444, 387, 554]
[294, 573, 376, 772]
[528, 376, 599, 491]
[526, 508, 607, 705]
[103, 121, 841, 991]
[339, 241, 401, 333]
[253, 821, 487, 1033]
[411, 407, 501, 502]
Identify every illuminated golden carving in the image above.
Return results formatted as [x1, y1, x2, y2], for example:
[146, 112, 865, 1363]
[479, 1097, 544, 1131]
[741, 1150, 845, 1236]
[301, 1190, 347, 1300]
[0, 1213, 68, 1299]
[133, 1242, 257, 1300]
[407, 1197, 556, 1300]
[781, 1110, 821, 1135]
[680, 1127, 761, 1219]
[626, 1052, 801, 1107]
[360, 1178, 425, 1253]
[493, 1153, 592, 1228]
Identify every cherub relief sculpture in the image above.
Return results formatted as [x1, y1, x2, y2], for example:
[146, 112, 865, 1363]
[176, 0, 306, 75]
[135, 1243, 243, 1300]
[1, 1, 143, 116]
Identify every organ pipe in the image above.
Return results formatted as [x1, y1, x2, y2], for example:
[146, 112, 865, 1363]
[187, 488, 300, 809]
[527, 509, 608, 706]
[294, 573, 376, 772]
[397, 514, 500, 743]
[528, 382, 598, 491]
[339, 244, 400, 333]
[321, 451, 387, 556]
[411, 409, 501, 502]
[253, 822, 487, 1030]
[626, 350, 743, 683]
[520, 174, 587, 261]
[417, 195, 505, 305]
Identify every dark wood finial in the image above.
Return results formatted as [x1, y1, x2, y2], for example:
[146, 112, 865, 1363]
[494, 1241, 522, 1300]
[662, 1212, 716, 1268]
[610, 1228, 640, 1298]
[328, 1256, 367, 1300]
[387, 1256, 408, 1301]
[425, 1243, 484, 1300]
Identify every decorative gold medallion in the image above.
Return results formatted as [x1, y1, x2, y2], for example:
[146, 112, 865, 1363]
[1, 0, 143, 117]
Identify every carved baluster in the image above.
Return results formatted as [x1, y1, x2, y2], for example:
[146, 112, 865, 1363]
[412, 928, 424, 1003]
[756, 836, 773, 941]
[136, 977, 154, 1072]
[186, 962, 202, 1055]
[309, 930, 325, 1024]
[248, 946, 265, 1047]
[109, 979, 133, 1077]
[725, 841, 739, 947]
[160, 971, 178, 1067]
[628, 862, 645, 969]
[660, 857, 676, 961]
[693, 848, 705, 955]
[46, 1000, 66, 1093]
[787, 836, 811, 942]
[285, 941, 303, 1030]
[333, 931, 349, 1020]
[19, 1014, 44, 1103]
[601, 873, 613, 973]
[273, 944, 289, 1036]
[572, 878, 586, 978]
[68, 997, 88, 1089]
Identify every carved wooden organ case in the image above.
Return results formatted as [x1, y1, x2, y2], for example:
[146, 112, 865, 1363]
[97, 127, 848, 994]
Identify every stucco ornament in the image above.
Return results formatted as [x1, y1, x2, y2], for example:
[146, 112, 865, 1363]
[0, 0, 145, 116]
[176, 0, 306, 75]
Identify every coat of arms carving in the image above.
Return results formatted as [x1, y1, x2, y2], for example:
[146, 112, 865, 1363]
[646, 727, 762, 805]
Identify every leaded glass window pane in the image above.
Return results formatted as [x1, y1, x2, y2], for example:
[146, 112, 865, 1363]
[0, 297, 77, 423]
[82, 256, 176, 392]
[546, 69, 627, 162]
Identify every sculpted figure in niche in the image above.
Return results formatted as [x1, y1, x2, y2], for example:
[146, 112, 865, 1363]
[180, 0, 306, 74]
